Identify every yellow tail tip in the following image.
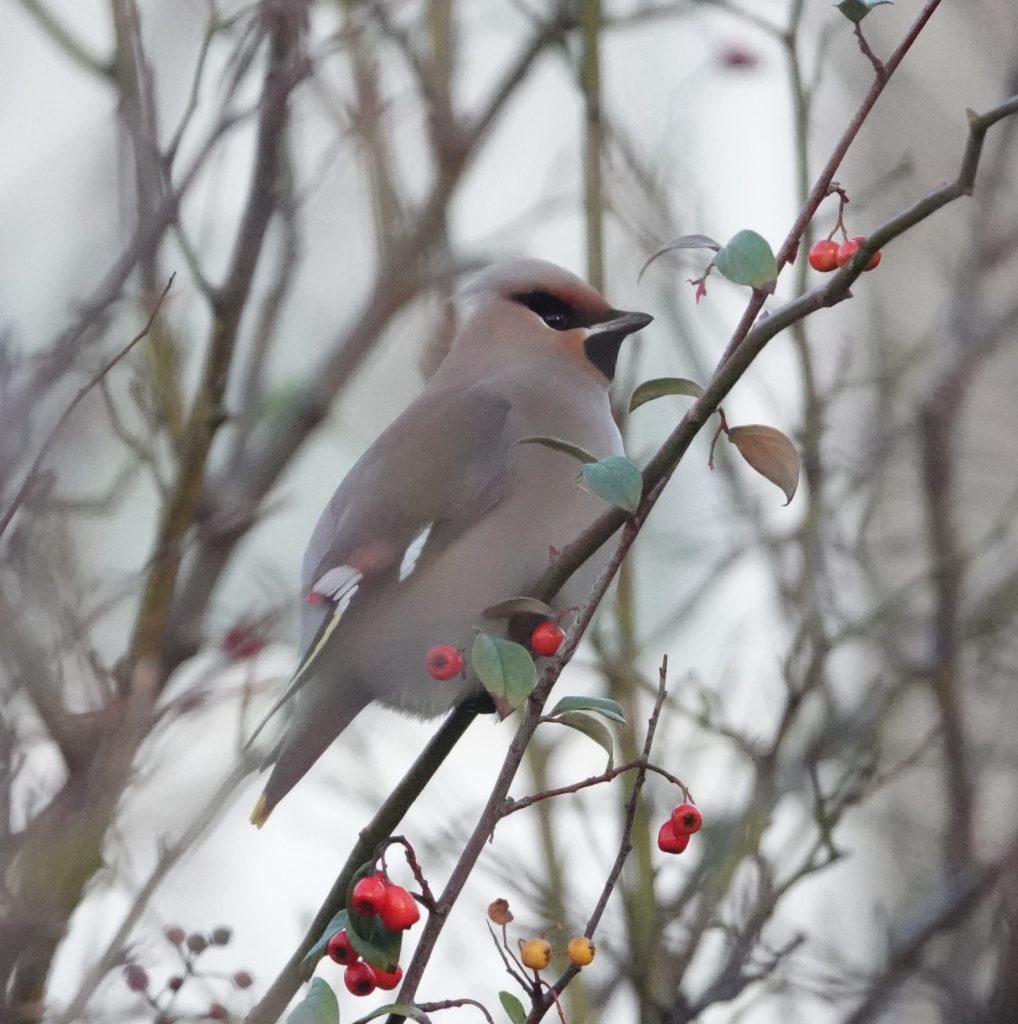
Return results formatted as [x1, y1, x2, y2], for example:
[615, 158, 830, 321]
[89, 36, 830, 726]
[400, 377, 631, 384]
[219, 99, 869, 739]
[250, 794, 271, 829]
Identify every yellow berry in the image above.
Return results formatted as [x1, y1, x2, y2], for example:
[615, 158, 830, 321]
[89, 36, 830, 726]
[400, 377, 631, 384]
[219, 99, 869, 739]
[520, 938, 552, 971]
[567, 936, 595, 967]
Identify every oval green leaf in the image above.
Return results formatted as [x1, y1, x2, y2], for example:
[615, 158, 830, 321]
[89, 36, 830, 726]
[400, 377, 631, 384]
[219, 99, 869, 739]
[549, 711, 615, 771]
[499, 991, 527, 1024]
[516, 436, 597, 464]
[346, 912, 402, 971]
[836, 0, 893, 23]
[471, 633, 538, 710]
[582, 456, 643, 513]
[548, 695, 626, 724]
[629, 377, 704, 412]
[482, 596, 556, 620]
[287, 978, 339, 1024]
[715, 229, 778, 290]
[351, 1004, 427, 1024]
[301, 909, 349, 969]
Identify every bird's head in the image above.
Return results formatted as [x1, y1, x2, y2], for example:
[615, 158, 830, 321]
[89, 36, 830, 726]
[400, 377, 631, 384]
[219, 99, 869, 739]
[453, 258, 652, 383]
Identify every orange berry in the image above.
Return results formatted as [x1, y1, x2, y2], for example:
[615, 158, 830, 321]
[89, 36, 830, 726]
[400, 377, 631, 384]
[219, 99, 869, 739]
[807, 239, 839, 272]
[521, 938, 552, 971]
[567, 936, 596, 966]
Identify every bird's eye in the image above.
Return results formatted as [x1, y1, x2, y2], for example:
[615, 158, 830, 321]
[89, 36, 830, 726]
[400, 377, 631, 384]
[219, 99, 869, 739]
[514, 291, 575, 331]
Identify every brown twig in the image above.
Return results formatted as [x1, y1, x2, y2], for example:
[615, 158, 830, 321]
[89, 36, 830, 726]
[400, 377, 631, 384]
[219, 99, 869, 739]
[853, 23, 886, 79]
[527, 658, 671, 1022]
[418, 998, 495, 1023]
[714, 0, 943, 370]
[0, 275, 175, 542]
[502, 757, 690, 817]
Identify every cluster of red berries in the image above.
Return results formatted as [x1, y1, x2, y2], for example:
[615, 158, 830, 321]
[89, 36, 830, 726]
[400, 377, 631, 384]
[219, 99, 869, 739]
[808, 235, 881, 273]
[425, 622, 567, 681]
[327, 875, 420, 997]
[657, 801, 703, 854]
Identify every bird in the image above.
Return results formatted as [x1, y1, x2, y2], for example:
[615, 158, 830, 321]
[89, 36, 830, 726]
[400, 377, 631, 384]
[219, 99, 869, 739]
[250, 258, 652, 826]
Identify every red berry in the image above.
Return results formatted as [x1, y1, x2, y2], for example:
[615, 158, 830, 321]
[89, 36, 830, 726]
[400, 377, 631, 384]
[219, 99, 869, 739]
[123, 963, 149, 992]
[531, 622, 565, 657]
[208, 1003, 229, 1020]
[807, 239, 839, 273]
[370, 963, 403, 991]
[671, 802, 703, 835]
[344, 961, 377, 997]
[164, 925, 186, 945]
[233, 970, 253, 990]
[718, 45, 759, 69]
[425, 644, 463, 681]
[380, 885, 421, 931]
[836, 237, 860, 267]
[351, 875, 387, 916]
[864, 247, 881, 271]
[326, 929, 358, 966]
[657, 820, 691, 854]
[168, 975, 184, 992]
[223, 624, 266, 660]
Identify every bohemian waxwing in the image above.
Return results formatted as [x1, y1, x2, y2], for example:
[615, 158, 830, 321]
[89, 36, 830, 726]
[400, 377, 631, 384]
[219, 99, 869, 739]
[250, 258, 652, 826]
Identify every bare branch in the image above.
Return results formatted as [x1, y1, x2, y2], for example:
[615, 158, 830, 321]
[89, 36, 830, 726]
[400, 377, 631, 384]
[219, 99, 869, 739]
[0, 275, 175, 541]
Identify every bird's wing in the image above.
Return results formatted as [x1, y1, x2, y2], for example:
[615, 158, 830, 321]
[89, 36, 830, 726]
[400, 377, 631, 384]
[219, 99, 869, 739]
[304, 384, 513, 603]
[245, 385, 513, 749]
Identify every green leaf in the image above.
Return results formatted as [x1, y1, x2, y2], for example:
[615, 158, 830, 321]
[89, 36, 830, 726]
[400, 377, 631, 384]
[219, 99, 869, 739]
[516, 436, 597, 464]
[287, 978, 339, 1024]
[301, 910, 349, 969]
[549, 711, 615, 770]
[549, 695, 626, 725]
[343, 864, 402, 970]
[345, 909, 402, 972]
[471, 634, 538, 710]
[499, 991, 527, 1024]
[714, 229, 778, 290]
[629, 377, 704, 412]
[351, 1004, 425, 1024]
[638, 234, 723, 282]
[582, 456, 643, 513]
[836, 0, 893, 23]
[482, 596, 556, 621]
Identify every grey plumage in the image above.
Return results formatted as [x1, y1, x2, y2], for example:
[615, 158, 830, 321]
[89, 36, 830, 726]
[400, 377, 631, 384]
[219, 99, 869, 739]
[250, 258, 651, 825]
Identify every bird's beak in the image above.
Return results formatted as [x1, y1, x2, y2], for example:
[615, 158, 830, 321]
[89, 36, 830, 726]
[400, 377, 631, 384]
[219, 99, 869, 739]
[583, 309, 653, 380]
[589, 309, 654, 337]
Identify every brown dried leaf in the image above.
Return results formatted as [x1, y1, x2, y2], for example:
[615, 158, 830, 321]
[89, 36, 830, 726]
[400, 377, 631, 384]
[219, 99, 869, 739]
[488, 899, 514, 925]
[727, 424, 800, 505]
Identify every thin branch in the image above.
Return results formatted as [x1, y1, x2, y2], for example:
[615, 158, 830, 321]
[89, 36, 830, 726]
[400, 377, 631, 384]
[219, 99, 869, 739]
[128, 1, 308, 666]
[0, 275, 175, 542]
[502, 757, 689, 817]
[55, 754, 258, 1024]
[529, 658, 671, 1022]
[839, 838, 1018, 1024]
[531, 90, 1018, 611]
[12, 0, 113, 78]
[714, 0, 943, 369]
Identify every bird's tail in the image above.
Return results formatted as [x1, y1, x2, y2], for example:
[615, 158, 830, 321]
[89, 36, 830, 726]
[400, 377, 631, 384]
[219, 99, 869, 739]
[250, 683, 370, 828]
